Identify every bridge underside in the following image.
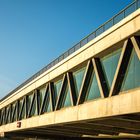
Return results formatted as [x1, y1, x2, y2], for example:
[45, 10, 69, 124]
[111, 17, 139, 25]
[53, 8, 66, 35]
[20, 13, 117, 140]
[3, 113, 140, 140]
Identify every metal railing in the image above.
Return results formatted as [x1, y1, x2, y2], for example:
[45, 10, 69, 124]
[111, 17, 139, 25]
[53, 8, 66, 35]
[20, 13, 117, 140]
[1, 0, 140, 101]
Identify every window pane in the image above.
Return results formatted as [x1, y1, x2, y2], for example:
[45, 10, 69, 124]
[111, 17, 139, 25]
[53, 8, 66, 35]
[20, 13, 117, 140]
[134, 49, 140, 87]
[19, 98, 25, 120]
[27, 93, 33, 110]
[12, 103, 16, 122]
[63, 85, 71, 108]
[73, 67, 86, 97]
[21, 102, 26, 120]
[121, 49, 140, 91]
[54, 79, 62, 98]
[101, 48, 122, 90]
[86, 72, 101, 101]
[42, 90, 51, 113]
[39, 86, 46, 107]
[30, 97, 37, 116]
[7, 107, 11, 123]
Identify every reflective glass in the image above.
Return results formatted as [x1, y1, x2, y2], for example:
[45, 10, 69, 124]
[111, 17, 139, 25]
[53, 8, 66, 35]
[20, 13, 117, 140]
[46, 99, 51, 112]
[30, 98, 37, 116]
[54, 79, 62, 98]
[1, 110, 5, 124]
[27, 93, 37, 116]
[101, 49, 122, 90]
[73, 67, 86, 97]
[19, 99, 25, 119]
[5, 107, 10, 123]
[19, 99, 23, 112]
[21, 101, 26, 120]
[39, 86, 46, 107]
[121, 49, 140, 91]
[63, 85, 71, 107]
[27, 93, 33, 110]
[7, 107, 11, 123]
[12, 103, 16, 122]
[42, 91, 51, 113]
[86, 72, 101, 101]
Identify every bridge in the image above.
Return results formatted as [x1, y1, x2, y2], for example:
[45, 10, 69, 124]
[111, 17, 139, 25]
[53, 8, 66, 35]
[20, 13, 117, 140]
[1, 0, 140, 139]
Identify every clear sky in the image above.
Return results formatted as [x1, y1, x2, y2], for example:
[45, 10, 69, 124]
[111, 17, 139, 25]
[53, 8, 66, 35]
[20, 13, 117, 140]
[0, 0, 133, 99]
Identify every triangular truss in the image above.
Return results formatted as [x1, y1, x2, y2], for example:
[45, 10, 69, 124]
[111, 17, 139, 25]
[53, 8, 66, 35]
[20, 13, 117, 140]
[55, 73, 77, 110]
[1, 36, 140, 126]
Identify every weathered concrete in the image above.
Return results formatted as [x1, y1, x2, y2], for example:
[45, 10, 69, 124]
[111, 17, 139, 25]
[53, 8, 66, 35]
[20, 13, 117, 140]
[1, 88, 140, 133]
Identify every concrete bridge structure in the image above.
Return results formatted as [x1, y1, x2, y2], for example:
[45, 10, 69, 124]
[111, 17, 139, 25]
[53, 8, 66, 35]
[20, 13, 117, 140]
[1, 1, 140, 139]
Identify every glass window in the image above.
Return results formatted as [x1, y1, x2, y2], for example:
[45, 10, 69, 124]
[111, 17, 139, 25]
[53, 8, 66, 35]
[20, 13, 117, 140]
[39, 86, 46, 107]
[5, 107, 10, 124]
[19, 98, 25, 120]
[7, 106, 11, 123]
[27, 93, 37, 117]
[121, 49, 140, 91]
[101, 48, 122, 90]
[73, 67, 86, 97]
[1, 109, 5, 125]
[63, 85, 71, 108]
[27, 93, 33, 111]
[54, 79, 62, 99]
[30, 98, 37, 116]
[12, 103, 16, 122]
[42, 90, 51, 113]
[86, 72, 101, 101]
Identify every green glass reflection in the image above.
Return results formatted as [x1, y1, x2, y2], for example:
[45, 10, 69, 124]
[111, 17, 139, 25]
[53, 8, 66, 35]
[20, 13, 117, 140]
[63, 85, 71, 107]
[12, 103, 16, 122]
[7, 107, 11, 123]
[30, 100, 37, 116]
[2, 110, 5, 124]
[101, 48, 122, 90]
[39, 86, 46, 107]
[19, 99, 25, 120]
[5, 107, 9, 123]
[28, 93, 37, 116]
[54, 79, 62, 98]
[27, 94, 33, 110]
[19, 99, 23, 113]
[86, 72, 101, 101]
[46, 98, 51, 113]
[121, 49, 140, 91]
[43, 91, 51, 113]
[21, 102, 25, 119]
[73, 67, 86, 96]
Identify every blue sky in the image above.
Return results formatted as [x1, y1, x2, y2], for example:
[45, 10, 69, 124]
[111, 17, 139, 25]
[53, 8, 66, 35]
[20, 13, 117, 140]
[0, 0, 133, 99]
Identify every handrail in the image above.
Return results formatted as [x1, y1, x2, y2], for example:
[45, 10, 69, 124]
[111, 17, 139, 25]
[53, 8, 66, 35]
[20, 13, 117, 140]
[1, 0, 140, 102]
